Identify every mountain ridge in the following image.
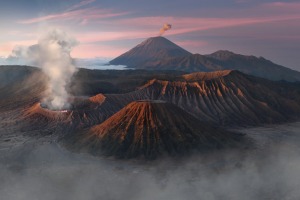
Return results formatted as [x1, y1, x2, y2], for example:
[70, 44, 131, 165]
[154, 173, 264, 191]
[109, 37, 300, 82]
[137, 52, 300, 81]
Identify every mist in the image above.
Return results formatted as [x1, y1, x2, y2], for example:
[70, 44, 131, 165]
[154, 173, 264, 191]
[1, 123, 300, 200]
[74, 58, 128, 70]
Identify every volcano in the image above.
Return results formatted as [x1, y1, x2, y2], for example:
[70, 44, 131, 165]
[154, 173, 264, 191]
[64, 100, 245, 159]
[109, 36, 191, 67]
[110, 36, 300, 81]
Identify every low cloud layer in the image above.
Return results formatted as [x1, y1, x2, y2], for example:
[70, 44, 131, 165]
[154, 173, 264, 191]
[1, 123, 300, 200]
[74, 58, 127, 70]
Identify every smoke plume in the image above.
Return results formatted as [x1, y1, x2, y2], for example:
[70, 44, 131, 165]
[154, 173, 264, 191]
[6, 29, 78, 110]
[35, 29, 78, 110]
[159, 23, 172, 36]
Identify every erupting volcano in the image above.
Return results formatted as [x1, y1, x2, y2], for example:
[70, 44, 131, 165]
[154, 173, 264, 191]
[109, 36, 191, 67]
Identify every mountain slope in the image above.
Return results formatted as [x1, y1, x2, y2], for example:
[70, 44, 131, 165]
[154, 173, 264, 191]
[109, 36, 300, 82]
[3, 66, 299, 137]
[58, 69, 300, 128]
[136, 51, 300, 81]
[133, 70, 300, 125]
[109, 37, 191, 67]
[64, 101, 246, 159]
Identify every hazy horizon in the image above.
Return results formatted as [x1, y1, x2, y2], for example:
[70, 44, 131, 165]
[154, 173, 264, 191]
[1, 46, 300, 73]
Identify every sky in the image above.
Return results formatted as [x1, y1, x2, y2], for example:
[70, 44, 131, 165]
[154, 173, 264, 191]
[0, 0, 300, 71]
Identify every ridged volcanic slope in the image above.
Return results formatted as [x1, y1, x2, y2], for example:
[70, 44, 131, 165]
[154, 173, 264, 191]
[65, 101, 245, 159]
[49, 70, 300, 129]
[135, 70, 300, 125]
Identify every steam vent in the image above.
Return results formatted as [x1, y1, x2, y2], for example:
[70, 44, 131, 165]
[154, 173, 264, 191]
[64, 101, 245, 159]
[40, 102, 70, 112]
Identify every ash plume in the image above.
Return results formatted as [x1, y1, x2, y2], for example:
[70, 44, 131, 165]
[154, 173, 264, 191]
[159, 23, 172, 36]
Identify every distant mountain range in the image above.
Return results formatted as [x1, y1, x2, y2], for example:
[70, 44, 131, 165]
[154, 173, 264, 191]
[110, 37, 300, 82]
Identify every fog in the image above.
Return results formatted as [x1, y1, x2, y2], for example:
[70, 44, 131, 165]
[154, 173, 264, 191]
[1, 123, 300, 200]
[0, 55, 128, 70]
[74, 58, 128, 70]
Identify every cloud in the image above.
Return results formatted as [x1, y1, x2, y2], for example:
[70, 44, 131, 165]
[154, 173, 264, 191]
[176, 40, 208, 48]
[74, 31, 155, 43]
[263, 1, 300, 8]
[1, 44, 37, 65]
[74, 58, 127, 69]
[72, 43, 128, 58]
[17, 8, 129, 24]
[66, 0, 96, 12]
[1, 123, 300, 200]
[0, 40, 36, 57]
[114, 15, 300, 36]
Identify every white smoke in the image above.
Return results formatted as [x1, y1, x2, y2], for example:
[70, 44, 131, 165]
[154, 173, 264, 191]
[4, 29, 78, 110]
[35, 29, 78, 110]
